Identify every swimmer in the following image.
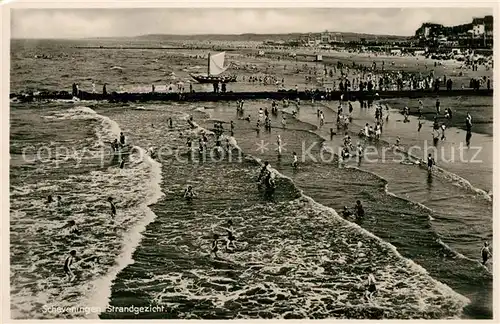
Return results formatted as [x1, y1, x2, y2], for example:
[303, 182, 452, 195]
[395, 137, 401, 146]
[481, 242, 492, 265]
[466, 130, 472, 148]
[466, 112, 472, 127]
[119, 132, 125, 145]
[210, 234, 220, 258]
[183, 185, 196, 201]
[265, 170, 276, 190]
[375, 123, 382, 140]
[343, 132, 349, 144]
[258, 161, 271, 182]
[355, 200, 365, 221]
[281, 117, 286, 129]
[64, 250, 77, 281]
[357, 143, 363, 158]
[341, 147, 350, 160]
[64, 220, 81, 235]
[364, 267, 377, 300]
[342, 206, 352, 219]
[111, 139, 119, 152]
[224, 220, 237, 250]
[149, 146, 158, 158]
[432, 128, 440, 146]
[444, 108, 450, 119]
[292, 152, 298, 169]
[276, 135, 282, 156]
[45, 195, 54, 204]
[427, 153, 435, 171]
[368, 125, 374, 138]
[440, 124, 446, 141]
[107, 197, 116, 217]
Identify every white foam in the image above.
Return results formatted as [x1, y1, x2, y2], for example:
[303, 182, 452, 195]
[247, 154, 470, 314]
[303, 195, 471, 308]
[11, 106, 165, 318]
[83, 135, 165, 318]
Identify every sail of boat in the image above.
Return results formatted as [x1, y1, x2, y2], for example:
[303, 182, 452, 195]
[190, 51, 236, 83]
[208, 52, 229, 76]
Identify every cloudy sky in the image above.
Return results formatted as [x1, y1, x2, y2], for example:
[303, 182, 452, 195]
[11, 8, 493, 39]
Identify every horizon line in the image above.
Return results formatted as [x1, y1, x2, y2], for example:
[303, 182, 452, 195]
[10, 31, 413, 40]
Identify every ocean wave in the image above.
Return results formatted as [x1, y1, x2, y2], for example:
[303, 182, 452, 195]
[84, 146, 164, 317]
[316, 100, 492, 202]
[280, 107, 489, 274]
[64, 107, 165, 316]
[238, 151, 470, 315]
[10, 106, 164, 319]
[391, 146, 492, 202]
[198, 100, 470, 317]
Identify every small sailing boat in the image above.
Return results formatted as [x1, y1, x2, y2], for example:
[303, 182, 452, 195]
[190, 52, 236, 84]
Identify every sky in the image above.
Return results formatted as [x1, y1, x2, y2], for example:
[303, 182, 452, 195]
[11, 8, 494, 39]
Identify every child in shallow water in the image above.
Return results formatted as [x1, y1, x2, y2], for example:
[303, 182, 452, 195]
[211, 234, 220, 258]
[364, 267, 377, 300]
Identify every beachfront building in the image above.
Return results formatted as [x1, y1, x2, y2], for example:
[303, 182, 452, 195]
[320, 30, 331, 44]
[415, 23, 442, 40]
[414, 15, 492, 49]
[472, 18, 485, 37]
[423, 26, 432, 39]
[300, 31, 335, 47]
[484, 15, 493, 37]
[303, 34, 318, 47]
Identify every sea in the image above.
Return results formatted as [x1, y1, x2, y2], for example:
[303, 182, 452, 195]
[9, 39, 493, 319]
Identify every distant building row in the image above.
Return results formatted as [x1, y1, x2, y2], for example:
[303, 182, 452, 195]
[416, 15, 493, 41]
[301, 31, 342, 47]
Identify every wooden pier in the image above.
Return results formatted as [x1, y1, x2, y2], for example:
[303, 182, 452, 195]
[10, 88, 492, 104]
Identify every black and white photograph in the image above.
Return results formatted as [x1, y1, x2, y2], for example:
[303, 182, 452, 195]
[5, 4, 495, 320]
